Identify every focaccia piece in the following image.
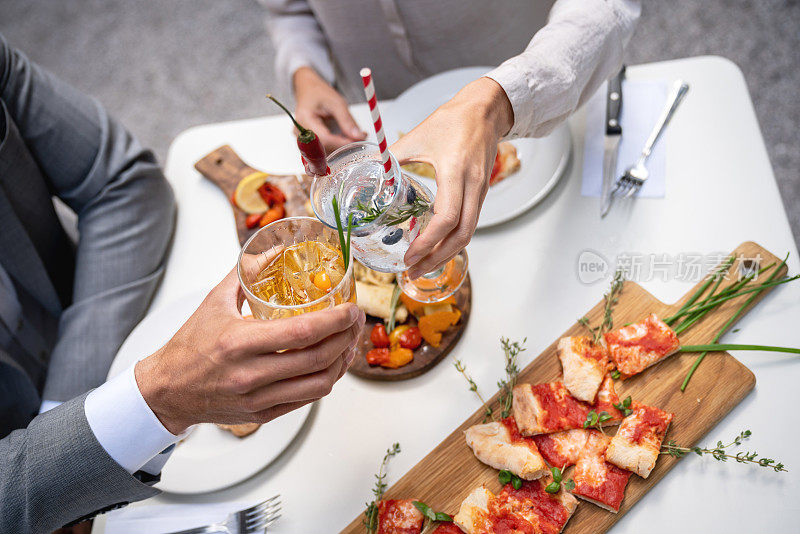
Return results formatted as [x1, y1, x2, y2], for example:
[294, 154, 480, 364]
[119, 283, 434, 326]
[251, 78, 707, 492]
[532, 429, 591, 469]
[572, 431, 632, 512]
[455, 478, 577, 534]
[465, 417, 548, 480]
[376, 498, 424, 533]
[355, 280, 408, 323]
[512, 377, 623, 436]
[557, 336, 609, 402]
[605, 403, 674, 478]
[604, 313, 680, 376]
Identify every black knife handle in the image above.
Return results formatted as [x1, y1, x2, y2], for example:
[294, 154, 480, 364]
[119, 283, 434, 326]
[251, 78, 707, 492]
[606, 65, 625, 135]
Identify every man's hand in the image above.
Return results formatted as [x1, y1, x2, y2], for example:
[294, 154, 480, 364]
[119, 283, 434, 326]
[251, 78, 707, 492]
[134, 267, 365, 435]
[293, 66, 366, 152]
[390, 77, 514, 279]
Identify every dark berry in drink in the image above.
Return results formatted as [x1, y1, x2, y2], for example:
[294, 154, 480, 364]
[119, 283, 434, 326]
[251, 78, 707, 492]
[382, 228, 403, 245]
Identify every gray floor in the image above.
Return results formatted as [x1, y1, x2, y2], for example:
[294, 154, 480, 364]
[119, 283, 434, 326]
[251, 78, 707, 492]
[1, 0, 798, 247]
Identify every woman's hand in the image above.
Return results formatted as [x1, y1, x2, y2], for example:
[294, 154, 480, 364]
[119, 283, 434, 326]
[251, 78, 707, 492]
[293, 66, 366, 152]
[390, 77, 513, 279]
[135, 267, 365, 435]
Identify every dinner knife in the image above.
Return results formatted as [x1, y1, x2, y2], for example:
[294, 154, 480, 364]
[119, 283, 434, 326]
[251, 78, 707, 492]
[600, 66, 625, 217]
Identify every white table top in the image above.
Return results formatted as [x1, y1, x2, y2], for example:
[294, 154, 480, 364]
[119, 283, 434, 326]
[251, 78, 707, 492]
[96, 56, 800, 533]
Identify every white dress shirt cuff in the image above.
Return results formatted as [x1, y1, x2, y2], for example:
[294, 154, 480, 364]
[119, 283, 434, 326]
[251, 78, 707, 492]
[84, 364, 184, 474]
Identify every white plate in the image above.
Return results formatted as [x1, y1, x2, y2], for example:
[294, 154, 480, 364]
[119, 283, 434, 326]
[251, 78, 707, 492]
[383, 67, 572, 228]
[109, 291, 312, 494]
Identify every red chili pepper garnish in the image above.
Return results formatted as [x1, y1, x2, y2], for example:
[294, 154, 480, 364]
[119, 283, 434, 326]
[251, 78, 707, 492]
[267, 95, 329, 176]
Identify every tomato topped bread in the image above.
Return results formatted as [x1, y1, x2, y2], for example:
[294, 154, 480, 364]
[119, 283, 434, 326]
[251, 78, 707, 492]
[557, 336, 609, 402]
[572, 431, 632, 513]
[377, 499, 425, 534]
[605, 403, 674, 478]
[465, 417, 549, 480]
[454, 479, 578, 534]
[532, 429, 591, 470]
[512, 377, 623, 436]
[604, 313, 680, 377]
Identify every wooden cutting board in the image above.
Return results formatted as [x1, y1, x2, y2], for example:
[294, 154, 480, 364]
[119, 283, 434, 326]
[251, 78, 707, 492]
[341, 241, 786, 533]
[194, 145, 312, 246]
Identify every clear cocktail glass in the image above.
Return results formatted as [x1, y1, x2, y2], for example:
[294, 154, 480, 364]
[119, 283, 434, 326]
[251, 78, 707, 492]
[310, 142, 468, 303]
[238, 216, 356, 320]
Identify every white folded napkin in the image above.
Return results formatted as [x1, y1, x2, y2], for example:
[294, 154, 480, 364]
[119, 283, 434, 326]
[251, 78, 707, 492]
[581, 79, 668, 198]
[103, 502, 251, 534]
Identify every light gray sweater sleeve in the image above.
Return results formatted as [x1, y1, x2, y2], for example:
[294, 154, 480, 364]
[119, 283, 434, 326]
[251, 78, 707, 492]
[259, 0, 336, 92]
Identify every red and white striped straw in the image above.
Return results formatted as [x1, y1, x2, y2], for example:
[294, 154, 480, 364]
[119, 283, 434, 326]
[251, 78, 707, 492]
[360, 67, 394, 184]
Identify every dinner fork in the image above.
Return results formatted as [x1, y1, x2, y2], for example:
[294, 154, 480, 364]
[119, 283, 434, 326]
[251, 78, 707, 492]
[613, 80, 690, 199]
[167, 495, 281, 534]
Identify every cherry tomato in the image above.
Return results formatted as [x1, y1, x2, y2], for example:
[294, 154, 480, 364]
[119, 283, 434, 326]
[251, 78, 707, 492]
[258, 204, 285, 227]
[366, 348, 390, 366]
[398, 326, 422, 350]
[388, 325, 410, 347]
[370, 323, 390, 348]
[245, 213, 263, 229]
[229, 191, 238, 208]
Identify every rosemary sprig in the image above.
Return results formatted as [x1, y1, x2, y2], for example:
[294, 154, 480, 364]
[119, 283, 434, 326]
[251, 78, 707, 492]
[579, 269, 625, 344]
[661, 430, 787, 472]
[454, 359, 495, 422]
[355, 195, 430, 227]
[498, 337, 526, 418]
[331, 196, 353, 270]
[364, 443, 402, 533]
[681, 254, 788, 391]
[544, 467, 575, 494]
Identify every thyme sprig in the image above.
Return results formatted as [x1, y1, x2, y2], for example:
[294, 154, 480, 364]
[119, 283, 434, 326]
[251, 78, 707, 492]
[364, 443, 402, 532]
[454, 359, 494, 422]
[661, 430, 787, 472]
[355, 195, 430, 227]
[498, 337, 526, 418]
[579, 269, 625, 344]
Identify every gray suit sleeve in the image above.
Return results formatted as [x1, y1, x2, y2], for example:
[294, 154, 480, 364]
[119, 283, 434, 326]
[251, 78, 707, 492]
[0, 32, 176, 400]
[0, 393, 160, 534]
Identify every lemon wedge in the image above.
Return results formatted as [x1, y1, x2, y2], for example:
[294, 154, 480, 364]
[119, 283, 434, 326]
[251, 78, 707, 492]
[233, 172, 269, 214]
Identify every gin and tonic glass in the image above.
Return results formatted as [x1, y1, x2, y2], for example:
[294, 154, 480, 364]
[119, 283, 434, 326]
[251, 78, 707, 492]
[310, 142, 467, 303]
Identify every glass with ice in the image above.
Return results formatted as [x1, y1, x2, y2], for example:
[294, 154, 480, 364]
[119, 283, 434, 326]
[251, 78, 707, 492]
[310, 142, 467, 303]
[238, 217, 356, 320]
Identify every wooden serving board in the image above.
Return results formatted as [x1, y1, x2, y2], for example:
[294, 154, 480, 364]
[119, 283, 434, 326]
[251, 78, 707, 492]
[349, 275, 472, 381]
[342, 241, 786, 533]
[194, 145, 312, 246]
